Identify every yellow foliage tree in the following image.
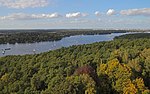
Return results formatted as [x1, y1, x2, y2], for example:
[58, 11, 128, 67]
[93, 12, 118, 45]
[98, 59, 132, 93]
[133, 78, 150, 94]
[123, 80, 137, 94]
[1, 73, 9, 82]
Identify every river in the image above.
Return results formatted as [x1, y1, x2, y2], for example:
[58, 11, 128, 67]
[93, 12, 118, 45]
[0, 32, 132, 56]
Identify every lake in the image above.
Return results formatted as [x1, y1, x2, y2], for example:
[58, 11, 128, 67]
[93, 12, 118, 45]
[0, 32, 132, 56]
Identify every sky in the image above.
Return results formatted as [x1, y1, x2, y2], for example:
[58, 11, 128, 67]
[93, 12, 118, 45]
[0, 0, 150, 29]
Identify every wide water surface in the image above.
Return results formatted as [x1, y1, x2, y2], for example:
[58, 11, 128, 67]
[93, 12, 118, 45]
[0, 32, 132, 56]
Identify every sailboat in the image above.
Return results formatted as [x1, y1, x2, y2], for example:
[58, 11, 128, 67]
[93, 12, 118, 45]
[2, 49, 5, 55]
[33, 49, 36, 54]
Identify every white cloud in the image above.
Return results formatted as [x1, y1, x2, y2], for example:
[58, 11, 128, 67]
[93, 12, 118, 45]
[0, 0, 49, 9]
[32, 13, 62, 19]
[0, 13, 62, 20]
[66, 12, 88, 18]
[120, 8, 150, 16]
[0, 13, 32, 20]
[95, 11, 101, 16]
[107, 9, 116, 16]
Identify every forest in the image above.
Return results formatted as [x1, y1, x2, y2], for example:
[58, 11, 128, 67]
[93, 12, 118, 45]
[0, 33, 150, 94]
[0, 29, 145, 44]
[115, 33, 150, 40]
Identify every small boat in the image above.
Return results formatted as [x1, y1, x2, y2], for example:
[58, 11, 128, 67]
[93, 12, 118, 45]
[33, 49, 36, 54]
[5, 47, 11, 50]
[2, 50, 5, 55]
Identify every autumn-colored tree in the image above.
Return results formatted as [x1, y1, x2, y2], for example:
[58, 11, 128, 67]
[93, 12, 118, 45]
[98, 59, 132, 93]
[74, 65, 99, 83]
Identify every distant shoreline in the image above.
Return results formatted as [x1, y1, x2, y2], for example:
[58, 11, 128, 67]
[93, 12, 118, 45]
[0, 29, 149, 44]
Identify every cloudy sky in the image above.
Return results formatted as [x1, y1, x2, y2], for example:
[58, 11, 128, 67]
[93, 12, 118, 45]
[0, 0, 150, 29]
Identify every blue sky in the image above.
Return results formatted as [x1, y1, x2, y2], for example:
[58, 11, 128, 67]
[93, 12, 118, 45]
[0, 0, 150, 29]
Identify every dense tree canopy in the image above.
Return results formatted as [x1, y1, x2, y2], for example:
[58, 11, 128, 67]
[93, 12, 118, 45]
[115, 33, 150, 40]
[0, 34, 150, 94]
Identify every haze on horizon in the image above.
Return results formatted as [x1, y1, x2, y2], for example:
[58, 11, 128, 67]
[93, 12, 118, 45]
[0, 0, 150, 30]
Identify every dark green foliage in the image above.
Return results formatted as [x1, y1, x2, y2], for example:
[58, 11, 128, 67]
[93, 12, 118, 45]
[115, 33, 150, 40]
[0, 37, 150, 93]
